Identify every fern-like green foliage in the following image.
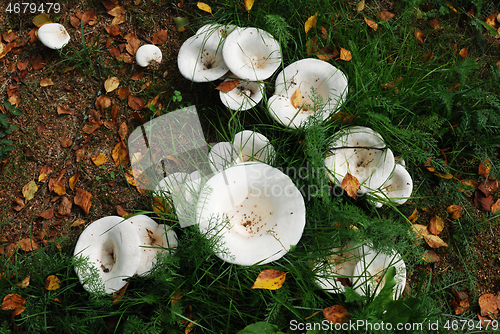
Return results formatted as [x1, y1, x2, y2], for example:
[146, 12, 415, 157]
[263, 14, 292, 46]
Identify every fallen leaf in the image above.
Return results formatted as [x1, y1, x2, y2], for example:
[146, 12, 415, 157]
[492, 199, 500, 214]
[197, 2, 212, 14]
[14, 276, 30, 289]
[323, 305, 349, 324]
[414, 29, 425, 43]
[96, 95, 112, 110]
[13, 197, 25, 211]
[117, 87, 130, 100]
[44, 275, 61, 291]
[291, 88, 302, 109]
[111, 105, 120, 122]
[39, 165, 54, 182]
[251, 269, 287, 290]
[32, 54, 46, 70]
[32, 13, 51, 27]
[131, 71, 143, 80]
[485, 14, 497, 27]
[424, 234, 448, 248]
[19, 238, 40, 251]
[244, 0, 254, 11]
[58, 196, 72, 216]
[422, 250, 440, 263]
[341, 173, 359, 199]
[124, 33, 141, 56]
[377, 10, 395, 22]
[82, 9, 97, 25]
[91, 153, 108, 166]
[107, 6, 125, 17]
[82, 120, 101, 134]
[39, 208, 54, 219]
[112, 142, 130, 167]
[423, 50, 434, 62]
[71, 219, 86, 228]
[446, 205, 463, 219]
[479, 159, 491, 178]
[1, 293, 26, 317]
[153, 196, 171, 214]
[74, 188, 92, 215]
[320, 26, 328, 39]
[479, 293, 498, 318]
[216, 80, 239, 93]
[104, 77, 120, 93]
[474, 190, 494, 211]
[357, 0, 365, 12]
[459, 48, 468, 58]
[382, 77, 403, 90]
[478, 179, 498, 197]
[128, 95, 144, 110]
[451, 289, 470, 315]
[316, 46, 339, 61]
[69, 171, 79, 190]
[112, 282, 128, 304]
[411, 224, 428, 240]
[446, 3, 459, 14]
[40, 78, 54, 87]
[17, 59, 29, 71]
[101, 0, 119, 10]
[124, 171, 137, 186]
[428, 215, 444, 235]
[53, 181, 66, 196]
[364, 17, 378, 31]
[118, 122, 128, 143]
[339, 47, 352, 61]
[105, 24, 122, 36]
[429, 18, 442, 29]
[60, 135, 73, 148]
[305, 13, 318, 34]
[56, 105, 74, 115]
[408, 208, 419, 223]
[22, 180, 38, 202]
[152, 30, 169, 45]
[116, 205, 129, 217]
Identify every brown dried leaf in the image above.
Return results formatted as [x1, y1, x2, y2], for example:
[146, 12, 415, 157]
[424, 234, 448, 248]
[479, 158, 491, 178]
[479, 293, 498, 318]
[364, 17, 378, 31]
[58, 196, 72, 216]
[116, 205, 129, 217]
[39, 208, 54, 219]
[82, 9, 97, 25]
[13, 197, 25, 211]
[128, 95, 144, 110]
[19, 238, 40, 251]
[291, 88, 302, 109]
[118, 122, 128, 143]
[39, 164, 54, 182]
[428, 215, 444, 235]
[60, 135, 73, 148]
[411, 224, 428, 239]
[57, 105, 74, 115]
[423, 50, 434, 62]
[112, 142, 130, 167]
[117, 87, 130, 100]
[91, 153, 107, 166]
[474, 190, 494, 211]
[124, 33, 140, 56]
[82, 120, 101, 134]
[339, 47, 352, 61]
[216, 80, 239, 93]
[377, 10, 395, 22]
[414, 29, 425, 43]
[74, 188, 92, 215]
[40, 78, 54, 87]
[152, 30, 169, 45]
[316, 46, 339, 61]
[105, 24, 122, 36]
[422, 250, 440, 263]
[22, 180, 38, 202]
[459, 48, 468, 58]
[1, 293, 26, 317]
[492, 199, 500, 214]
[32, 54, 46, 70]
[70, 16, 81, 29]
[478, 179, 498, 197]
[96, 95, 112, 110]
[341, 173, 360, 199]
[17, 59, 29, 71]
[3, 30, 18, 43]
[446, 205, 463, 220]
[108, 6, 126, 17]
[323, 305, 349, 324]
[111, 105, 119, 122]
[71, 219, 86, 228]
[451, 290, 470, 315]
[429, 18, 442, 29]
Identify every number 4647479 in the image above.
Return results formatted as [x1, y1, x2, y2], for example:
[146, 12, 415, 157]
[6, 3, 61, 14]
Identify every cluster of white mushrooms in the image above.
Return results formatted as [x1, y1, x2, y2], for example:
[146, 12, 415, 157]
[325, 126, 413, 207]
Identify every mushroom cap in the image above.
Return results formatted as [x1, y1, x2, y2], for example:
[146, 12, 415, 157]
[222, 27, 281, 81]
[196, 23, 238, 38]
[73, 216, 142, 294]
[315, 243, 368, 293]
[369, 163, 413, 208]
[268, 58, 348, 129]
[197, 162, 305, 265]
[232, 130, 275, 165]
[136, 44, 163, 67]
[177, 30, 229, 82]
[325, 126, 395, 194]
[123, 215, 178, 275]
[219, 79, 264, 111]
[208, 142, 235, 173]
[352, 248, 406, 299]
[37, 23, 71, 50]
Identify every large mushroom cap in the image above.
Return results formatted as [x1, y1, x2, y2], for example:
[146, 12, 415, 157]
[197, 162, 305, 265]
[268, 58, 348, 129]
[222, 27, 281, 81]
[219, 79, 264, 111]
[38, 23, 71, 50]
[73, 216, 142, 294]
[369, 163, 413, 208]
[352, 248, 406, 299]
[325, 126, 394, 194]
[177, 29, 229, 82]
[136, 44, 162, 67]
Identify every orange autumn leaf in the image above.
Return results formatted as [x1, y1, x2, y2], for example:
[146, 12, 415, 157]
[485, 14, 497, 27]
[305, 13, 317, 34]
[422, 250, 440, 263]
[459, 48, 468, 58]
[251, 269, 287, 290]
[341, 173, 359, 199]
[377, 10, 395, 22]
[491, 199, 500, 214]
[323, 305, 349, 324]
[91, 153, 107, 166]
[320, 26, 328, 39]
[244, 0, 254, 11]
[69, 170, 79, 190]
[429, 18, 442, 29]
[39, 164, 54, 182]
[357, 0, 365, 12]
[408, 208, 418, 223]
[40, 78, 54, 87]
[74, 188, 92, 215]
[128, 95, 144, 110]
[423, 50, 434, 62]
[112, 142, 130, 167]
[291, 88, 302, 108]
[19, 238, 40, 251]
[152, 30, 169, 45]
[414, 29, 425, 43]
[53, 181, 66, 196]
[339, 47, 352, 61]
[216, 80, 239, 93]
[153, 197, 171, 214]
[197, 2, 212, 14]
[364, 17, 378, 31]
[446, 205, 463, 219]
[44, 275, 61, 290]
[1, 293, 26, 317]
[112, 282, 129, 304]
[479, 293, 498, 318]
[317, 46, 339, 61]
[428, 215, 444, 235]
[478, 158, 491, 178]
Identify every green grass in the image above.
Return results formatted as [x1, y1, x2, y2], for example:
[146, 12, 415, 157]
[2, 0, 500, 333]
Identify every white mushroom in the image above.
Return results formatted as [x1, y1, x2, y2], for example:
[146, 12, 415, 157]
[177, 26, 230, 82]
[197, 162, 305, 265]
[267, 58, 348, 129]
[325, 126, 394, 195]
[136, 44, 162, 67]
[73, 215, 178, 293]
[208, 142, 236, 173]
[369, 163, 413, 208]
[196, 23, 237, 38]
[352, 248, 406, 300]
[37, 23, 71, 50]
[219, 79, 264, 111]
[222, 27, 281, 81]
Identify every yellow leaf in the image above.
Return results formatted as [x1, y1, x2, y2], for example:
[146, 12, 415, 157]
[408, 208, 418, 223]
[244, 0, 254, 11]
[434, 172, 453, 179]
[91, 153, 108, 166]
[53, 182, 66, 196]
[69, 171, 79, 190]
[14, 276, 30, 289]
[492, 199, 500, 214]
[22, 180, 38, 202]
[112, 142, 130, 167]
[40, 78, 54, 87]
[291, 88, 302, 109]
[44, 275, 61, 290]
[71, 219, 86, 228]
[197, 2, 212, 14]
[341, 173, 359, 199]
[153, 197, 171, 214]
[424, 234, 448, 248]
[357, 0, 365, 12]
[124, 171, 137, 186]
[446, 205, 463, 220]
[364, 17, 378, 31]
[104, 76, 120, 93]
[32, 13, 51, 27]
[339, 47, 352, 61]
[305, 13, 317, 34]
[251, 269, 287, 290]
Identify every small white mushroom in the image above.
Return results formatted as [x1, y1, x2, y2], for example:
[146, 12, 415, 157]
[267, 58, 348, 129]
[222, 27, 281, 81]
[325, 126, 395, 195]
[136, 44, 162, 67]
[219, 79, 264, 111]
[369, 163, 413, 208]
[208, 142, 236, 173]
[197, 162, 305, 265]
[37, 23, 71, 50]
[352, 248, 406, 300]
